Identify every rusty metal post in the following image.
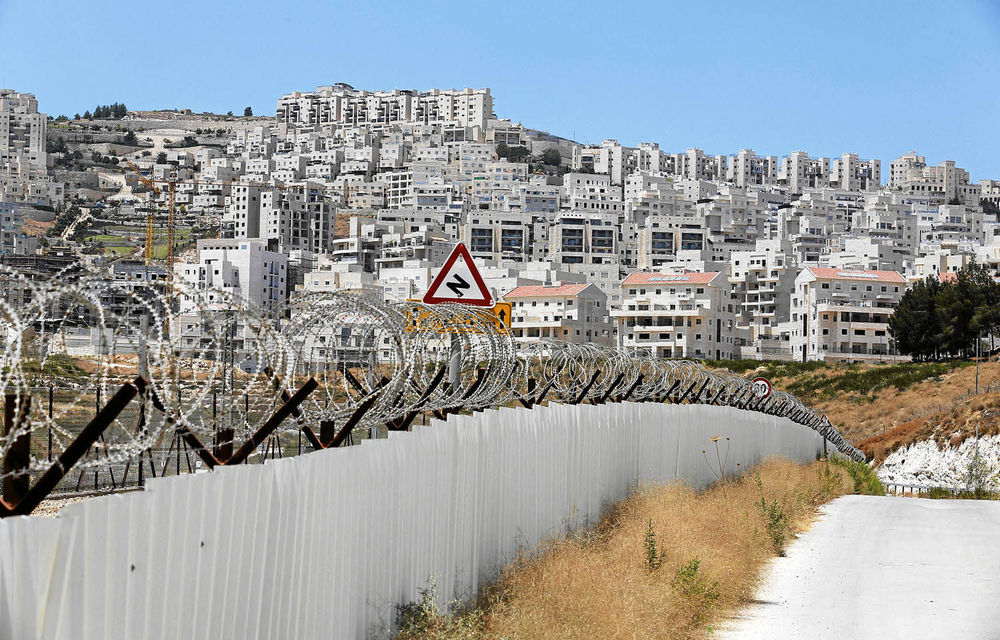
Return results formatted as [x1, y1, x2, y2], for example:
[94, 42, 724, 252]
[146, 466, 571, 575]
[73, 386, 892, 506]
[319, 420, 337, 445]
[675, 381, 697, 404]
[225, 378, 317, 466]
[572, 370, 602, 405]
[213, 428, 234, 462]
[47, 384, 53, 461]
[7, 380, 140, 516]
[2, 394, 32, 506]
[618, 374, 644, 403]
[597, 372, 626, 404]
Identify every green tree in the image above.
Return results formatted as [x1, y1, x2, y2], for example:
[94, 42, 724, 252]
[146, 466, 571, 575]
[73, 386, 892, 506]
[83, 110, 92, 120]
[889, 276, 942, 361]
[73, 113, 80, 120]
[156, 151, 168, 164]
[506, 146, 530, 162]
[123, 130, 137, 145]
[243, 106, 253, 117]
[541, 148, 561, 166]
[495, 142, 510, 158]
[895, 262, 1000, 360]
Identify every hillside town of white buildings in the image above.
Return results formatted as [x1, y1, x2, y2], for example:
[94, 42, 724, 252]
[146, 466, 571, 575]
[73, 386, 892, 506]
[4, 84, 1000, 363]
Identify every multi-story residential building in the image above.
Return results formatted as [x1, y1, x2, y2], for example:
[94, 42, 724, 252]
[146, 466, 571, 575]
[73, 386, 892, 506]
[788, 267, 907, 363]
[779, 151, 830, 192]
[729, 239, 798, 353]
[613, 272, 739, 360]
[548, 211, 623, 268]
[174, 238, 288, 309]
[830, 153, 881, 191]
[0, 90, 63, 206]
[275, 85, 494, 130]
[573, 139, 629, 184]
[461, 211, 543, 263]
[301, 258, 382, 298]
[889, 152, 979, 204]
[504, 283, 612, 345]
[0, 202, 23, 255]
[259, 184, 337, 254]
[727, 149, 778, 187]
[508, 179, 560, 213]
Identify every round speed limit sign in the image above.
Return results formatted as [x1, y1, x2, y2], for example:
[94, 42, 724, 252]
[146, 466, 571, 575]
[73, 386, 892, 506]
[750, 377, 772, 399]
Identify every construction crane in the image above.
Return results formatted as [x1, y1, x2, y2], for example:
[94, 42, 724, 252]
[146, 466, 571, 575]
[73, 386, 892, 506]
[127, 161, 177, 270]
[127, 161, 291, 272]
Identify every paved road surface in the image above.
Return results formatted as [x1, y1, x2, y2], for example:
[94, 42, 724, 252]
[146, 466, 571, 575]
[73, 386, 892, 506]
[720, 495, 1000, 640]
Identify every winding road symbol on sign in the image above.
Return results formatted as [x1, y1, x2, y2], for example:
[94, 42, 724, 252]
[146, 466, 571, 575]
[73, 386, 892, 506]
[751, 377, 772, 399]
[422, 243, 494, 307]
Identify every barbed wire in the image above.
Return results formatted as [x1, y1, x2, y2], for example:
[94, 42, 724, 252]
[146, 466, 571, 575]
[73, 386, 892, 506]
[0, 264, 864, 482]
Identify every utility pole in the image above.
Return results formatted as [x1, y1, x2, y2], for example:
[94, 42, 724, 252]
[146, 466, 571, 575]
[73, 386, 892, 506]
[976, 330, 980, 394]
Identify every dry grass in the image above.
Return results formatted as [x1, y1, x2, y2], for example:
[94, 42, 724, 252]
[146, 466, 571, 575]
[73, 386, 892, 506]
[858, 390, 1000, 463]
[721, 359, 1000, 463]
[395, 459, 851, 640]
[808, 361, 1000, 443]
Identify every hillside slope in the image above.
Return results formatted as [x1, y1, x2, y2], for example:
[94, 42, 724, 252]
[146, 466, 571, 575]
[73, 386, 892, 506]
[715, 359, 1000, 463]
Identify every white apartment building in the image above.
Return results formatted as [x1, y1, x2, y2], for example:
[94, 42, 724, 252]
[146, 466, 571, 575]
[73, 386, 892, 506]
[259, 184, 336, 254]
[174, 239, 288, 310]
[669, 148, 717, 181]
[302, 259, 382, 298]
[614, 272, 738, 360]
[504, 283, 612, 345]
[830, 153, 881, 191]
[275, 85, 493, 130]
[789, 267, 907, 363]
[461, 211, 544, 263]
[727, 149, 777, 187]
[170, 239, 288, 366]
[0, 90, 62, 206]
[729, 239, 798, 348]
[0, 202, 21, 255]
[889, 152, 979, 204]
[573, 139, 629, 184]
[779, 151, 830, 192]
[549, 212, 622, 268]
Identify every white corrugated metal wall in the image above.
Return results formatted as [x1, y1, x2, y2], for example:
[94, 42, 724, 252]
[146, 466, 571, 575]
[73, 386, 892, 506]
[0, 402, 823, 640]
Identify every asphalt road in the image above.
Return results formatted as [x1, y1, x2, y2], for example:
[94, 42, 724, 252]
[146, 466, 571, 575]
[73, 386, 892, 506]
[720, 495, 1000, 640]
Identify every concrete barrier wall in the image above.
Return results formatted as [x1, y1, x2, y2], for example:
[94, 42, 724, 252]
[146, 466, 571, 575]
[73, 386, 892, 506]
[0, 402, 824, 640]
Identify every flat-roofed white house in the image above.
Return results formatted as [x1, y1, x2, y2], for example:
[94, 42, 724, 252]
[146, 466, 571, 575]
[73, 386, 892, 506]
[789, 267, 908, 363]
[612, 271, 739, 360]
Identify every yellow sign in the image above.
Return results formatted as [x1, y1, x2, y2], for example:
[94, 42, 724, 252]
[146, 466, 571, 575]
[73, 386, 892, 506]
[404, 301, 512, 333]
[491, 302, 512, 329]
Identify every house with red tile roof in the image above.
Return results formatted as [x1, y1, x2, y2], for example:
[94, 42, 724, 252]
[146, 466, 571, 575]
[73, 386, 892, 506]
[612, 271, 741, 360]
[502, 282, 612, 345]
[789, 267, 909, 363]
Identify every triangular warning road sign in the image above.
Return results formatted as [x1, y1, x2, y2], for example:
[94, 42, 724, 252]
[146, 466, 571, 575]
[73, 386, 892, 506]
[423, 242, 494, 306]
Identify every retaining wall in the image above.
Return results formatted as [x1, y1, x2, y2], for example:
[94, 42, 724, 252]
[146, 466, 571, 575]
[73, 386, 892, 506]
[0, 402, 824, 639]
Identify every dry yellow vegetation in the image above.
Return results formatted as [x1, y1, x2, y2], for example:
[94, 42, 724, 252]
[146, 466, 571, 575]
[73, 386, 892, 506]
[394, 458, 852, 640]
[711, 359, 1000, 463]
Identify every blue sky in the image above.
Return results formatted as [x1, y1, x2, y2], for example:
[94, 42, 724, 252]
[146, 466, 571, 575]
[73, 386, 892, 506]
[2, 0, 999, 180]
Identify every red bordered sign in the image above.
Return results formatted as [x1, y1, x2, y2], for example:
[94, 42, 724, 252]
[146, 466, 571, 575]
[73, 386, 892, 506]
[422, 242, 493, 307]
[750, 377, 772, 399]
